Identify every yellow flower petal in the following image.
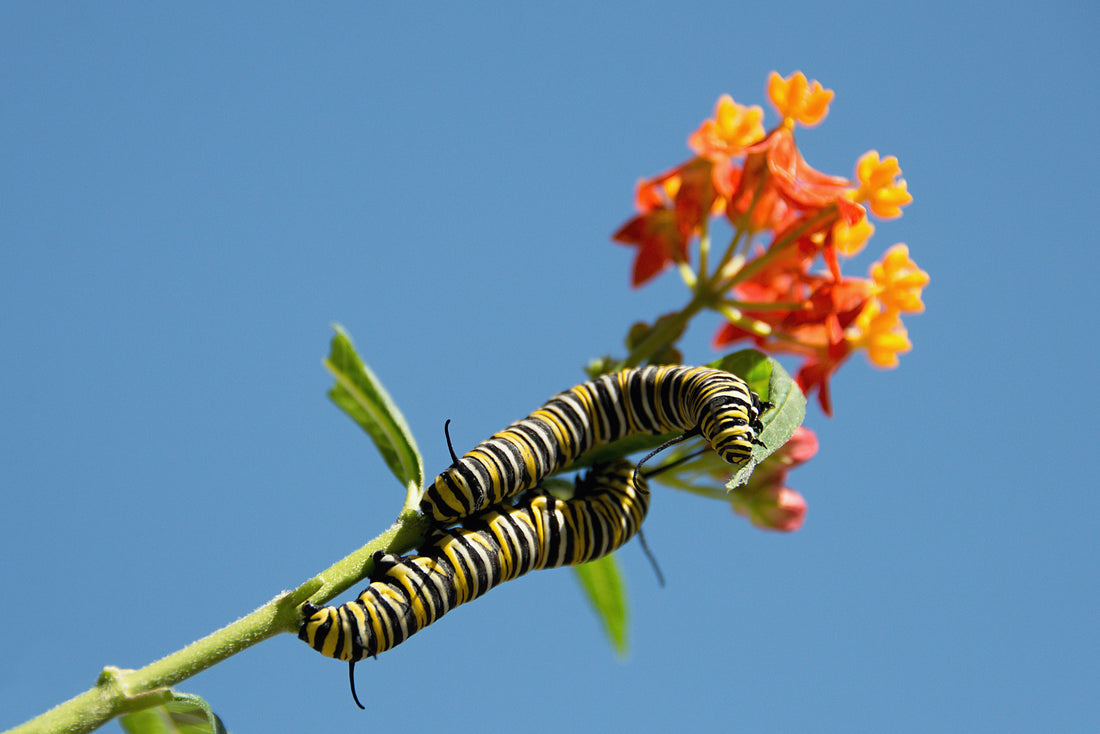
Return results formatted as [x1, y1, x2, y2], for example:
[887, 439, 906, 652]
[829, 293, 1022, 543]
[767, 71, 833, 127]
[854, 151, 913, 219]
[689, 94, 765, 156]
[871, 244, 929, 313]
[848, 301, 913, 369]
[833, 215, 875, 257]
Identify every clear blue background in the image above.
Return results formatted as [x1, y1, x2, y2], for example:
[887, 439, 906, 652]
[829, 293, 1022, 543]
[2, 3, 1097, 733]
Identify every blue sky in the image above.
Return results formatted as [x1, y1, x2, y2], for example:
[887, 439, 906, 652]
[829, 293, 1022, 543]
[2, 3, 1097, 733]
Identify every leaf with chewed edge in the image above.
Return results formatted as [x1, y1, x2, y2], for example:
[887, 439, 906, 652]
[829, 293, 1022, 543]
[717, 351, 805, 489]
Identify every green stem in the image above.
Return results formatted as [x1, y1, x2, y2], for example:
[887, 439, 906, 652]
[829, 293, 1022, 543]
[616, 231, 745, 371]
[4, 511, 428, 734]
[615, 291, 709, 370]
[713, 221, 751, 277]
[616, 178, 833, 372]
[719, 205, 838, 292]
[720, 298, 804, 311]
[696, 224, 711, 280]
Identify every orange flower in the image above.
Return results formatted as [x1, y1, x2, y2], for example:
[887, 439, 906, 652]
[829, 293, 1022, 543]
[767, 71, 833, 127]
[613, 157, 717, 286]
[613, 207, 688, 287]
[717, 146, 792, 233]
[831, 213, 875, 257]
[688, 94, 766, 158]
[724, 126, 861, 232]
[761, 127, 852, 211]
[847, 301, 912, 368]
[870, 244, 928, 313]
[714, 251, 876, 417]
[713, 249, 872, 415]
[795, 351, 848, 417]
[854, 151, 912, 218]
[670, 156, 720, 238]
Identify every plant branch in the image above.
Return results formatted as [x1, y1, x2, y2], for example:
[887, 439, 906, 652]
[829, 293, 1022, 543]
[4, 510, 428, 734]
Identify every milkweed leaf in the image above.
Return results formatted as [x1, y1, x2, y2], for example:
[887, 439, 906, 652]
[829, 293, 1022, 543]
[723, 351, 806, 489]
[325, 324, 424, 493]
[119, 691, 227, 734]
[709, 349, 772, 401]
[573, 553, 629, 656]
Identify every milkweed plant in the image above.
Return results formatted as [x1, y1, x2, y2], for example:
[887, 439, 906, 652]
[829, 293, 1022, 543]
[9, 71, 927, 734]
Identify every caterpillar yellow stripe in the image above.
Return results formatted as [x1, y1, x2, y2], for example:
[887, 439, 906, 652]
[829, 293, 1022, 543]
[421, 365, 765, 524]
[299, 459, 648, 703]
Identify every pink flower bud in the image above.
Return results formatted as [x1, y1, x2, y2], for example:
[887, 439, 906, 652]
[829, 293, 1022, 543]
[729, 428, 815, 531]
[753, 486, 807, 532]
[783, 426, 819, 465]
[733, 485, 807, 532]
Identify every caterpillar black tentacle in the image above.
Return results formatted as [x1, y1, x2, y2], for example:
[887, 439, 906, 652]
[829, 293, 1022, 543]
[299, 458, 649, 701]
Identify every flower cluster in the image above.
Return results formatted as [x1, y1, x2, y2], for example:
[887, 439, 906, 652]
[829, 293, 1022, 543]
[614, 72, 928, 415]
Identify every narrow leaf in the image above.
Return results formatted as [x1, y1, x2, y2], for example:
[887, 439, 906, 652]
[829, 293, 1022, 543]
[325, 324, 424, 493]
[573, 553, 629, 656]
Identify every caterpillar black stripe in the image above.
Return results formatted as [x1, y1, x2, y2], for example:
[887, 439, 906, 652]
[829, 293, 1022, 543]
[299, 459, 648, 700]
[421, 365, 765, 524]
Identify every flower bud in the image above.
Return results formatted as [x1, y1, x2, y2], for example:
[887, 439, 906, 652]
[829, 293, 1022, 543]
[733, 485, 807, 532]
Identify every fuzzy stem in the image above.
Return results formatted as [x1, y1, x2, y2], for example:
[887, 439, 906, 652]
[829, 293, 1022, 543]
[615, 291, 709, 370]
[4, 511, 428, 734]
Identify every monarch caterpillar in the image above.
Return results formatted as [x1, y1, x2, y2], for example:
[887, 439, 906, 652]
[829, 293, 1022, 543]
[299, 459, 648, 706]
[421, 365, 766, 525]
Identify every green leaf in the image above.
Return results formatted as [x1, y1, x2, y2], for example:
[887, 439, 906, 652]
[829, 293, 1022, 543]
[709, 349, 773, 401]
[726, 351, 806, 489]
[324, 324, 425, 494]
[754, 355, 805, 458]
[573, 553, 628, 656]
[119, 692, 227, 734]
